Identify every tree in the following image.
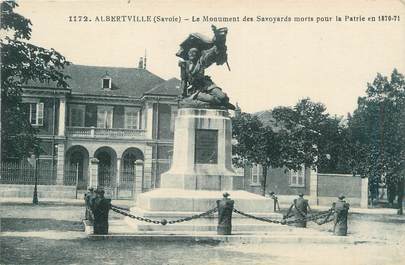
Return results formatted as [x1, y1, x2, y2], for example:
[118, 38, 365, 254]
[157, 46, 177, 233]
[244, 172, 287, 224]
[232, 112, 281, 196]
[232, 98, 348, 195]
[349, 69, 405, 212]
[271, 98, 331, 171]
[1, 1, 70, 160]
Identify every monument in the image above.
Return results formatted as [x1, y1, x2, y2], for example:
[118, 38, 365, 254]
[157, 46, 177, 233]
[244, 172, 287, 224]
[127, 26, 281, 232]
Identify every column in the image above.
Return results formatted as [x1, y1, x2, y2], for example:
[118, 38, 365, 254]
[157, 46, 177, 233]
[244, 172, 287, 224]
[134, 160, 144, 202]
[58, 97, 66, 136]
[145, 102, 154, 139]
[309, 167, 319, 205]
[89, 158, 99, 188]
[56, 143, 65, 185]
[115, 158, 121, 197]
[143, 146, 153, 191]
[360, 177, 369, 208]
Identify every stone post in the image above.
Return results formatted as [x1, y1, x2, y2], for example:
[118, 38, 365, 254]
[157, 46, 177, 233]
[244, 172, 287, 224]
[360, 177, 369, 208]
[55, 143, 65, 185]
[116, 158, 121, 197]
[89, 158, 99, 188]
[309, 167, 319, 205]
[134, 160, 144, 201]
[58, 97, 66, 136]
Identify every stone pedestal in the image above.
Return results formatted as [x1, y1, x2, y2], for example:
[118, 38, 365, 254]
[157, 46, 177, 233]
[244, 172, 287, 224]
[129, 108, 281, 232]
[160, 108, 236, 190]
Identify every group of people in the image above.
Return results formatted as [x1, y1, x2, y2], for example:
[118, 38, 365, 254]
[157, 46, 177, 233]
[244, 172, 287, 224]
[269, 191, 350, 235]
[84, 187, 111, 235]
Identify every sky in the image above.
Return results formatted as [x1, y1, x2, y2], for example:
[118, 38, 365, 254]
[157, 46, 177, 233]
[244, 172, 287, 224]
[14, 0, 405, 116]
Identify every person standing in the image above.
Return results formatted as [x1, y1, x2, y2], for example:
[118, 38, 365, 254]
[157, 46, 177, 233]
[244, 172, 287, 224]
[285, 193, 311, 228]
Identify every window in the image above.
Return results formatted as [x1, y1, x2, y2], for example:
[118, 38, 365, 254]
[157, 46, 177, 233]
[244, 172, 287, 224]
[29, 102, 44, 126]
[290, 167, 305, 187]
[250, 164, 262, 186]
[125, 107, 139, 129]
[102, 78, 111, 89]
[97, 106, 113, 128]
[69, 105, 85, 127]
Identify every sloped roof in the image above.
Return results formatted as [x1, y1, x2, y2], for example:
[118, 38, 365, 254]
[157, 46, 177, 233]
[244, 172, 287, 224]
[255, 110, 276, 127]
[144, 78, 182, 96]
[25, 64, 166, 98]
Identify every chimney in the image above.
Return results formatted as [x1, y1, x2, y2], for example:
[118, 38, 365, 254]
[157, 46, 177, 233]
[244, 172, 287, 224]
[143, 50, 147, 69]
[138, 57, 144, 69]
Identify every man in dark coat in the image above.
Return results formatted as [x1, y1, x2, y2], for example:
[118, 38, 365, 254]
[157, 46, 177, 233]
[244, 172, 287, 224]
[91, 189, 111, 235]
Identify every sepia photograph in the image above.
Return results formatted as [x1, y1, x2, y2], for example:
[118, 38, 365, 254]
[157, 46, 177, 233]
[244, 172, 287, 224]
[1, 0, 404, 264]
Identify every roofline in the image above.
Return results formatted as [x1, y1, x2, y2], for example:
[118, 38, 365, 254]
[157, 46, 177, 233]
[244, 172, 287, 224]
[22, 86, 71, 92]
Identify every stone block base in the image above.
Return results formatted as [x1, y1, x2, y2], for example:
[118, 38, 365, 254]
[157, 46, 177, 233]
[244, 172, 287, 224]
[160, 173, 235, 190]
[127, 188, 282, 232]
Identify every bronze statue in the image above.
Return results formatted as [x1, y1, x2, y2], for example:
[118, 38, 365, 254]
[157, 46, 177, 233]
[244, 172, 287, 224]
[333, 194, 350, 236]
[176, 25, 235, 110]
[216, 192, 234, 235]
[285, 193, 311, 228]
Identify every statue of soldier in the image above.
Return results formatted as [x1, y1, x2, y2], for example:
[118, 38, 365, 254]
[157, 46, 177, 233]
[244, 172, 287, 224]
[91, 189, 111, 235]
[333, 194, 350, 236]
[285, 193, 311, 228]
[216, 192, 235, 235]
[177, 25, 235, 110]
[84, 187, 95, 223]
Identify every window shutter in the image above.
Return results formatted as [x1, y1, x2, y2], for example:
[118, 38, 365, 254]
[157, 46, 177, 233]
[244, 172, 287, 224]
[258, 165, 263, 178]
[30, 103, 37, 125]
[37, 103, 44, 126]
[97, 109, 106, 128]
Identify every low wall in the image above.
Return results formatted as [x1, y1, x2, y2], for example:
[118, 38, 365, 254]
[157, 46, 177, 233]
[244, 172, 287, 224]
[0, 184, 77, 199]
[317, 174, 368, 208]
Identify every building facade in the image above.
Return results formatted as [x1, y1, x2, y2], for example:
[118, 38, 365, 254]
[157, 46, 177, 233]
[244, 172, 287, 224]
[20, 63, 181, 198]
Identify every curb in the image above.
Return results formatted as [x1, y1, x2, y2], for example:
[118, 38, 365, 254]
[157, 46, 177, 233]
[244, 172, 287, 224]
[86, 233, 384, 245]
[83, 221, 384, 245]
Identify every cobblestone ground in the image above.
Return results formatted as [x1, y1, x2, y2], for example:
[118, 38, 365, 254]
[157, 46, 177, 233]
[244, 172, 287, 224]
[1, 202, 404, 265]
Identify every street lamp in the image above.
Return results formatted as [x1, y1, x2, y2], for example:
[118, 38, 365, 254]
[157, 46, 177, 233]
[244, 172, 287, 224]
[27, 154, 38, 205]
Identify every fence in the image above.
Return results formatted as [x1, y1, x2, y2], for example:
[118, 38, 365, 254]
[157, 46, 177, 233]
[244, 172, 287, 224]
[118, 166, 135, 198]
[64, 164, 87, 189]
[0, 160, 57, 185]
[96, 165, 136, 199]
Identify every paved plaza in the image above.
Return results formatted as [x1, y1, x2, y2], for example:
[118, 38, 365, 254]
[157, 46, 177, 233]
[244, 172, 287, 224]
[1, 200, 404, 265]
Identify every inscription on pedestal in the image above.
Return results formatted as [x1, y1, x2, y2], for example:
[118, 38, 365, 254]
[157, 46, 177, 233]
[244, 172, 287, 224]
[195, 129, 218, 164]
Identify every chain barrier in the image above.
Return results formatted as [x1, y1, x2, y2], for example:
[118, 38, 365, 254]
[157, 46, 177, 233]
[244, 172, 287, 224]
[110, 204, 218, 226]
[287, 202, 336, 225]
[312, 209, 335, 225]
[110, 203, 335, 227]
[232, 206, 335, 226]
[111, 205, 130, 211]
[284, 209, 335, 225]
[233, 208, 286, 224]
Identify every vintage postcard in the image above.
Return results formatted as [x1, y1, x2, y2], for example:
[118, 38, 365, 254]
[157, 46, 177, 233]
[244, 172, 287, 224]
[1, 0, 404, 264]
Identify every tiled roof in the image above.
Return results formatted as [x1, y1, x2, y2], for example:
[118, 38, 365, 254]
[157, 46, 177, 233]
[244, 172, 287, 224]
[25, 64, 167, 98]
[144, 78, 182, 96]
[254, 110, 283, 131]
